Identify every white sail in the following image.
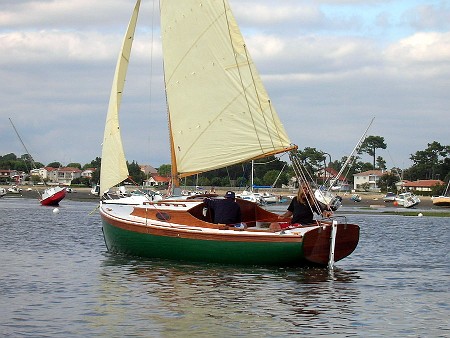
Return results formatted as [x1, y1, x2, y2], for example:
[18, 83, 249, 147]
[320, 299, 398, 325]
[100, 0, 141, 195]
[160, 0, 295, 179]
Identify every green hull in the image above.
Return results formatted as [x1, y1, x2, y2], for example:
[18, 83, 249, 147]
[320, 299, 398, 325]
[102, 220, 307, 266]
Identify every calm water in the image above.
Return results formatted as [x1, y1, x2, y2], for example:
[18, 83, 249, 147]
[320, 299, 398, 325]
[1, 198, 448, 337]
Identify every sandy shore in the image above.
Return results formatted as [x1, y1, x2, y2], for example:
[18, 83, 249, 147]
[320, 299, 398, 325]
[0, 185, 439, 210]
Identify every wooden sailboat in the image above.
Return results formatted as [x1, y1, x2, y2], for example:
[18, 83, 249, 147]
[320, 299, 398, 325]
[99, 0, 359, 267]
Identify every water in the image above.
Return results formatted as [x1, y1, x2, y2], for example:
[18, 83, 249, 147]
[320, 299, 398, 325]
[1, 198, 449, 337]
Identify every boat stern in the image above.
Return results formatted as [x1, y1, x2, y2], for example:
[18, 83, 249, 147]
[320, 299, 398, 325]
[302, 222, 360, 266]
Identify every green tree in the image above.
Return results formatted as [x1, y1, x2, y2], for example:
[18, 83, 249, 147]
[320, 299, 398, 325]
[47, 162, 62, 168]
[296, 147, 328, 182]
[378, 172, 399, 192]
[358, 135, 387, 169]
[1, 153, 17, 161]
[67, 162, 82, 169]
[127, 161, 146, 185]
[263, 170, 283, 187]
[376, 156, 386, 170]
[158, 164, 172, 177]
[406, 141, 450, 180]
[83, 157, 101, 170]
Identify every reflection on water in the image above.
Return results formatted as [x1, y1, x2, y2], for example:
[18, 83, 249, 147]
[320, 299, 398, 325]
[95, 256, 361, 336]
[0, 198, 448, 336]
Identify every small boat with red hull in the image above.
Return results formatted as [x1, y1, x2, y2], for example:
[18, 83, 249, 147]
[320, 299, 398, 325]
[40, 186, 66, 206]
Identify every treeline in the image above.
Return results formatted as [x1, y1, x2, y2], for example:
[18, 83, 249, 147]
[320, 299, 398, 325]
[1, 138, 449, 194]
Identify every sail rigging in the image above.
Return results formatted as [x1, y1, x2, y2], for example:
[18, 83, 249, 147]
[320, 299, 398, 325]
[100, 0, 141, 195]
[160, 0, 296, 182]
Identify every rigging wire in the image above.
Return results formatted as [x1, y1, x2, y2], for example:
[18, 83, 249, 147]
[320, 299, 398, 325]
[8, 118, 43, 199]
[327, 117, 375, 193]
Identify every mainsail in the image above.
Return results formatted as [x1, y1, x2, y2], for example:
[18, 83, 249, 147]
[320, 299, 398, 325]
[160, 0, 295, 180]
[100, 0, 141, 195]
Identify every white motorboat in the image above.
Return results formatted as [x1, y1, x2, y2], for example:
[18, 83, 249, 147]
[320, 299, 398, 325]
[395, 192, 420, 208]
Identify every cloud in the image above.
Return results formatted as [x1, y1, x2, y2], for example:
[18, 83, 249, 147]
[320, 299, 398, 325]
[0, 0, 449, 170]
[385, 32, 450, 66]
[403, 3, 450, 30]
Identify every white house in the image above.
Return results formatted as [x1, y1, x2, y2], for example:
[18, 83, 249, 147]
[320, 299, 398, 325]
[81, 168, 96, 178]
[36, 166, 82, 185]
[353, 170, 384, 191]
[143, 174, 170, 187]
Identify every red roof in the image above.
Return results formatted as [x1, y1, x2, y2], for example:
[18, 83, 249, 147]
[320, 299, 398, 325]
[58, 167, 82, 173]
[317, 167, 347, 182]
[354, 170, 384, 176]
[150, 174, 170, 183]
[403, 180, 445, 188]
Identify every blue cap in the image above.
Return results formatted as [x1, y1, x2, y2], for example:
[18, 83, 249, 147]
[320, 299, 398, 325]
[224, 191, 235, 199]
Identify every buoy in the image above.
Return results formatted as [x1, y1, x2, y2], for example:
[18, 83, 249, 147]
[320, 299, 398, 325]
[393, 201, 398, 206]
[418, 213, 423, 217]
[53, 208, 60, 214]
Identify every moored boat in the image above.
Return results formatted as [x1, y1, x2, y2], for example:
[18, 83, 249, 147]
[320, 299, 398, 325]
[431, 196, 450, 207]
[395, 192, 420, 208]
[7, 185, 22, 194]
[432, 181, 450, 207]
[40, 186, 67, 206]
[9, 118, 67, 206]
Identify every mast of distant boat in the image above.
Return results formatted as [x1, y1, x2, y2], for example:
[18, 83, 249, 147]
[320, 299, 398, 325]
[328, 117, 375, 192]
[8, 118, 43, 198]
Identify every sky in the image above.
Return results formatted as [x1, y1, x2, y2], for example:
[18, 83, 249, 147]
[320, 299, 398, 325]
[1, 0, 449, 170]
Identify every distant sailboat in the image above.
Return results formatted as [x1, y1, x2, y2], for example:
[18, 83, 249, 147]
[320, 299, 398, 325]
[98, 0, 359, 267]
[9, 118, 66, 206]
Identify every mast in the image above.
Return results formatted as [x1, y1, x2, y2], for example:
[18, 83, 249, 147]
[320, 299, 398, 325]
[9, 118, 44, 197]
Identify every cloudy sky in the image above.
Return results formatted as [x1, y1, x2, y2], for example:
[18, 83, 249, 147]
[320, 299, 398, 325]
[1, 0, 449, 170]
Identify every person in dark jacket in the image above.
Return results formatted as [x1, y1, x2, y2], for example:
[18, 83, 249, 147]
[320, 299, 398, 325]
[279, 184, 332, 225]
[204, 191, 241, 225]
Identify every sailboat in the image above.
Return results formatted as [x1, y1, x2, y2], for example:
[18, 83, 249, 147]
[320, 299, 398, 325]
[432, 180, 450, 207]
[98, 0, 359, 267]
[9, 118, 66, 206]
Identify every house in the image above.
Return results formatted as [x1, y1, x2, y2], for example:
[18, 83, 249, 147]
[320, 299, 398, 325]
[143, 174, 170, 187]
[0, 169, 25, 184]
[399, 179, 445, 193]
[140, 165, 158, 176]
[38, 166, 82, 185]
[38, 167, 57, 180]
[81, 168, 97, 178]
[0, 169, 14, 183]
[353, 170, 384, 191]
[316, 167, 348, 187]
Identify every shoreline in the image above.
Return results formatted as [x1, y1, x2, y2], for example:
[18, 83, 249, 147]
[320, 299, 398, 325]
[2, 185, 449, 215]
